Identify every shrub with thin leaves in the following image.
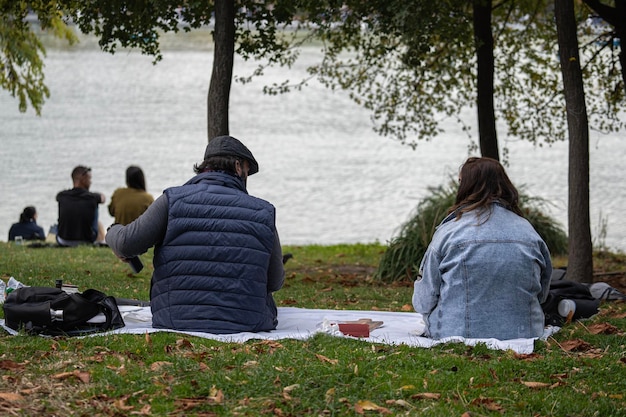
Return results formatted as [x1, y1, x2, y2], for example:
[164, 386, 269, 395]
[375, 181, 568, 282]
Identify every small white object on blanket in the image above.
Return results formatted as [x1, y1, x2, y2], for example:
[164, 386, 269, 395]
[1, 307, 559, 354]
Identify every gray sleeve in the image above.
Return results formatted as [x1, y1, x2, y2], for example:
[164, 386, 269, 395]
[105, 193, 169, 258]
[267, 229, 285, 292]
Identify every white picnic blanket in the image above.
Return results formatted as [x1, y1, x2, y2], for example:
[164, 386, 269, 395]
[1, 306, 559, 354]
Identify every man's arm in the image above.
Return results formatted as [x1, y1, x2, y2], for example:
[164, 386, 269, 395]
[267, 229, 285, 292]
[106, 194, 168, 258]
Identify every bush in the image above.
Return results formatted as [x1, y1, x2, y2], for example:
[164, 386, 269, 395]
[374, 181, 568, 282]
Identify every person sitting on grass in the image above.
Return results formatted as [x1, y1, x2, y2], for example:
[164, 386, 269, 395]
[106, 136, 285, 334]
[8, 206, 45, 241]
[56, 166, 106, 247]
[413, 157, 552, 340]
[108, 165, 154, 225]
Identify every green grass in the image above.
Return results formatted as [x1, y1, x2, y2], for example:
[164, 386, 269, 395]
[1, 243, 625, 416]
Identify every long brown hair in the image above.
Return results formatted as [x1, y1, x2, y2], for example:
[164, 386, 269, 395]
[449, 157, 523, 220]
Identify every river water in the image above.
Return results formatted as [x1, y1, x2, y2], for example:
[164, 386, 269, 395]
[1, 32, 624, 251]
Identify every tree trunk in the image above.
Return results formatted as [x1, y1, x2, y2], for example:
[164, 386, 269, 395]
[207, 0, 235, 141]
[473, 0, 499, 160]
[555, 0, 593, 283]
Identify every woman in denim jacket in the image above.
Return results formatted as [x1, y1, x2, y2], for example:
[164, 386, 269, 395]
[413, 157, 552, 340]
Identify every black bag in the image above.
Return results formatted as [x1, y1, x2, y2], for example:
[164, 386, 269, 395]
[541, 271, 600, 326]
[3, 287, 125, 336]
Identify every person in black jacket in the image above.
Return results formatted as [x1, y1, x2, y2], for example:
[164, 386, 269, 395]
[56, 166, 106, 246]
[8, 206, 45, 241]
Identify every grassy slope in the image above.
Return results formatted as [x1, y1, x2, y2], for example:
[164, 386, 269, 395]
[1, 243, 625, 416]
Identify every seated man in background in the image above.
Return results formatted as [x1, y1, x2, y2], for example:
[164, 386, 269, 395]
[106, 136, 285, 334]
[56, 165, 106, 246]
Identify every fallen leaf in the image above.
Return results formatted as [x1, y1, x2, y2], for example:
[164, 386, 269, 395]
[52, 370, 90, 384]
[521, 381, 551, 389]
[514, 353, 542, 361]
[150, 361, 173, 371]
[208, 387, 224, 404]
[283, 384, 300, 393]
[19, 386, 42, 395]
[410, 392, 441, 400]
[315, 354, 338, 365]
[0, 392, 24, 402]
[130, 404, 152, 415]
[587, 323, 620, 335]
[243, 360, 258, 368]
[385, 399, 413, 409]
[0, 360, 25, 371]
[354, 400, 392, 415]
[560, 339, 593, 352]
[471, 397, 504, 412]
[401, 304, 413, 312]
[325, 388, 335, 404]
[114, 397, 134, 411]
[176, 338, 194, 349]
[550, 373, 569, 381]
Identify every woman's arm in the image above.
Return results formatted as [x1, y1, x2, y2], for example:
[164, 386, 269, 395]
[412, 247, 442, 315]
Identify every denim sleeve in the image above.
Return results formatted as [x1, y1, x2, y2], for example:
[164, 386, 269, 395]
[538, 241, 553, 303]
[105, 194, 168, 258]
[267, 229, 285, 292]
[412, 247, 442, 315]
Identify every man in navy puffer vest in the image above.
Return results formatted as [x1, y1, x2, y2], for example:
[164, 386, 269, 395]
[106, 136, 285, 333]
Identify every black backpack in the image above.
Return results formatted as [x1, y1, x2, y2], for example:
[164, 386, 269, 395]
[541, 270, 600, 327]
[3, 287, 125, 336]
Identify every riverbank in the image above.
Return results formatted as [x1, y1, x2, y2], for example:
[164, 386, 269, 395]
[1, 243, 625, 415]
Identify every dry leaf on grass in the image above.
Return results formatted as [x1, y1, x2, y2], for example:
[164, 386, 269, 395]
[325, 387, 335, 404]
[354, 400, 392, 415]
[559, 339, 593, 352]
[0, 360, 25, 371]
[521, 381, 551, 389]
[51, 370, 90, 384]
[150, 361, 173, 371]
[0, 392, 25, 402]
[385, 399, 413, 409]
[315, 354, 339, 365]
[130, 404, 152, 415]
[513, 353, 542, 361]
[208, 386, 224, 404]
[471, 397, 505, 412]
[410, 392, 441, 400]
[587, 323, 621, 335]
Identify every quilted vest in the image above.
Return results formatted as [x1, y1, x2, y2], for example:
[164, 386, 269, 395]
[151, 172, 277, 333]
